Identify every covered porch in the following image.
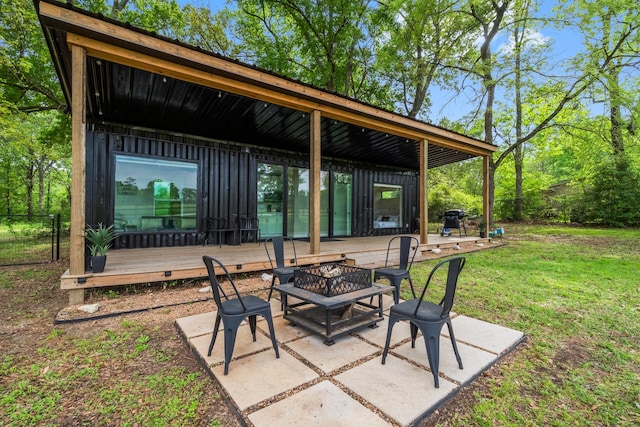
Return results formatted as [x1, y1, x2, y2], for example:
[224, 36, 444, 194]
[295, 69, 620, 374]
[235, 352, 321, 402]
[36, 0, 497, 304]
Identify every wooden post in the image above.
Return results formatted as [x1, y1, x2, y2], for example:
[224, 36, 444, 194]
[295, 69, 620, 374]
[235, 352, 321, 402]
[68, 44, 87, 305]
[419, 139, 429, 244]
[483, 155, 490, 237]
[309, 110, 321, 254]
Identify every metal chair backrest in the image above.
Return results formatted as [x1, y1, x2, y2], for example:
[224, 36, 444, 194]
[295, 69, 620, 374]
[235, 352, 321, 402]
[237, 216, 258, 229]
[415, 256, 466, 318]
[202, 255, 247, 314]
[265, 236, 298, 269]
[384, 235, 419, 271]
[206, 218, 228, 234]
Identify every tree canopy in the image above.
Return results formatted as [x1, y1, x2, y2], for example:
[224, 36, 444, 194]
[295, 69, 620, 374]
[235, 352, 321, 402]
[1, 0, 638, 225]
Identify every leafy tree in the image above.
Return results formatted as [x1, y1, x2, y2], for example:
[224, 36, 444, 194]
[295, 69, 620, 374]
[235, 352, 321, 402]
[573, 156, 640, 225]
[553, 0, 640, 225]
[233, 0, 380, 100]
[73, 0, 184, 36]
[0, 0, 70, 217]
[559, 0, 639, 156]
[373, 0, 477, 120]
[176, 4, 234, 56]
[0, 0, 66, 113]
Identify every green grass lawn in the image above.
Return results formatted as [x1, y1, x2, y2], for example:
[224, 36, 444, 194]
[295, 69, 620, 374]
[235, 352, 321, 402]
[1, 224, 638, 426]
[410, 224, 640, 426]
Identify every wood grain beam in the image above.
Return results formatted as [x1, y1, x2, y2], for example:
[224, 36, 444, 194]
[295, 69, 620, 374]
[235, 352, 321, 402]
[68, 44, 87, 304]
[420, 139, 429, 244]
[309, 110, 321, 254]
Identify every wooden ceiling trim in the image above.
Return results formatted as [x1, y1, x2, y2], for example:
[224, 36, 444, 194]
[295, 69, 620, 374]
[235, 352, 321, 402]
[75, 34, 490, 158]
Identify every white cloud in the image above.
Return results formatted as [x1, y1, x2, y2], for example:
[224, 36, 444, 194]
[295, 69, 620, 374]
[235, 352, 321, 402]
[499, 29, 551, 54]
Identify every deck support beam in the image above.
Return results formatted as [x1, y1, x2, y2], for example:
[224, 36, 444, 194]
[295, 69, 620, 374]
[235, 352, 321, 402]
[309, 110, 321, 254]
[419, 139, 429, 244]
[69, 43, 87, 305]
[482, 155, 490, 236]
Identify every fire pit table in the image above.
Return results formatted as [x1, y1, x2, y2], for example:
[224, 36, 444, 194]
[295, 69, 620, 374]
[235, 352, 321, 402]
[274, 264, 394, 345]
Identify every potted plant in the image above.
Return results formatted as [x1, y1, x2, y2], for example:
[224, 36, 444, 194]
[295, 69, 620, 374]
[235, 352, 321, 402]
[478, 218, 487, 238]
[85, 223, 118, 273]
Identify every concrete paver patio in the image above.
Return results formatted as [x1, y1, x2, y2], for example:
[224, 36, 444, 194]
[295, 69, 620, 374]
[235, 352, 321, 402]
[175, 296, 524, 427]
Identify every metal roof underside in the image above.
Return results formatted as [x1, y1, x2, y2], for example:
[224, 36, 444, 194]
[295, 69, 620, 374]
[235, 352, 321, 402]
[38, 1, 485, 171]
[84, 58, 475, 169]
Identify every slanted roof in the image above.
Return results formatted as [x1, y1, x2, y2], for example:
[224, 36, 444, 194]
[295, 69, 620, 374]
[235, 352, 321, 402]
[35, 0, 496, 169]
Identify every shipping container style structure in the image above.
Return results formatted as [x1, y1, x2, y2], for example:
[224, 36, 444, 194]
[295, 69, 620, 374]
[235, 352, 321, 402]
[35, 0, 496, 303]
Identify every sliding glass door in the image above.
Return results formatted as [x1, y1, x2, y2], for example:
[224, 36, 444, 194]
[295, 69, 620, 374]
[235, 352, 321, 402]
[257, 164, 284, 239]
[259, 163, 351, 238]
[333, 172, 352, 236]
[287, 167, 309, 238]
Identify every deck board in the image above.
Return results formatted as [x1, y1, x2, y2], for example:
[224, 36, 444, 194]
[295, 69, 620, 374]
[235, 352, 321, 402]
[61, 234, 487, 295]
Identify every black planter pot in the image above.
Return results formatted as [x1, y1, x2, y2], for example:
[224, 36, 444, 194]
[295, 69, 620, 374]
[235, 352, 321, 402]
[479, 231, 486, 238]
[91, 255, 107, 273]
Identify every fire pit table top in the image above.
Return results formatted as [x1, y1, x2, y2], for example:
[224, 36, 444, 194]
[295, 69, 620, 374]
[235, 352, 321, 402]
[276, 282, 391, 308]
[274, 282, 394, 345]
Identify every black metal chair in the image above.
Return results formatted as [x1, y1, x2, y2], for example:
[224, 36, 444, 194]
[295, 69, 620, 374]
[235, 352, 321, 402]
[237, 216, 260, 244]
[381, 256, 466, 388]
[373, 235, 419, 304]
[204, 218, 229, 247]
[113, 218, 128, 233]
[202, 256, 279, 375]
[265, 237, 300, 301]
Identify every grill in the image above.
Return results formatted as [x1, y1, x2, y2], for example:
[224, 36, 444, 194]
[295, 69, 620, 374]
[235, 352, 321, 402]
[440, 209, 467, 237]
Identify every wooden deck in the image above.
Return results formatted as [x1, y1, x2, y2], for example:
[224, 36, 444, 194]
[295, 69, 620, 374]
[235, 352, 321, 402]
[61, 234, 488, 303]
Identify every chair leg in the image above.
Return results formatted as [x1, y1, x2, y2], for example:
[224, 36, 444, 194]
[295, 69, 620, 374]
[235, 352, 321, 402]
[408, 276, 416, 299]
[267, 275, 276, 300]
[446, 319, 464, 369]
[262, 310, 280, 358]
[207, 314, 222, 356]
[390, 277, 402, 305]
[381, 316, 399, 364]
[410, 322, 418, 348]
[249, 315, 257, 341]
[222, 317, 244, 375]
[419, 323, 445, 388]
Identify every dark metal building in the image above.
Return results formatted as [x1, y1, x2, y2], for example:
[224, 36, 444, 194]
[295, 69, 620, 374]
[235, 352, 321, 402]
[35, 0, 496, 303]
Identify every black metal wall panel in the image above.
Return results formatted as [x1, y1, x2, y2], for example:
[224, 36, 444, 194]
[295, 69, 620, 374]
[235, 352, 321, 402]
[86, 128, 418, 249]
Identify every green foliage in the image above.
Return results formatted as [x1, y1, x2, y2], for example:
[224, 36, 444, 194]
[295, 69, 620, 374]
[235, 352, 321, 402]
[427, 161, 483, 219]
[177, 4, 233, 55]
[372, 0, 477, 119]
[571, 156, 640, 226]
[75, 0, 185, 37]
[85, 223, 118, 256]
[232, 0, 381, 100]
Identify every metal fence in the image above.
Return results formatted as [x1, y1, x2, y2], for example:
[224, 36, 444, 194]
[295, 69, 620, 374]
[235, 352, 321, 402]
[0, 214, 61, 266]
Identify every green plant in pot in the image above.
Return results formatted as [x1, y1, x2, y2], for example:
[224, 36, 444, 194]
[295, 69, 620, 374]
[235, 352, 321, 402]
[478, 218, 487, 238]
[85, 223, 117, 273]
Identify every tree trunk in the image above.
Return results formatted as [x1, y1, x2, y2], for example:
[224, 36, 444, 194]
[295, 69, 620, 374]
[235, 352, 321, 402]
[26, 160, 35, 219]
[471, 1, 509, 228]
[38, 160, 46, 214]
[513, 24, 524, 221]
[608, 61, 624, 155]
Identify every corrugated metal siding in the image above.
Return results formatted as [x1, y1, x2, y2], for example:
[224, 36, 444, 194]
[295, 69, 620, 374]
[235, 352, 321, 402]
[86, 128, 418, 249]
